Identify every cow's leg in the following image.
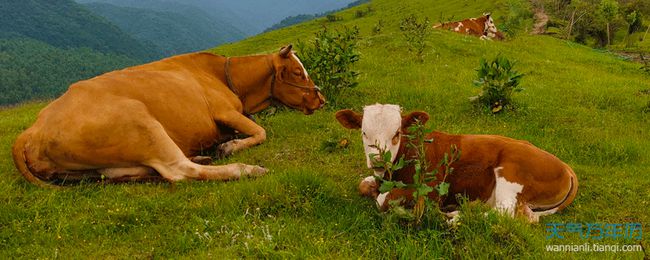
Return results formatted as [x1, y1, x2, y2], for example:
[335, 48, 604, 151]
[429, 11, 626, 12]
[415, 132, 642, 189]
[516, 203, 540, 223]
[98, 167, 163, 183]
[189, 156, 213, 165]
[214, 112, 266, 157]
[488, 166, 524, 217]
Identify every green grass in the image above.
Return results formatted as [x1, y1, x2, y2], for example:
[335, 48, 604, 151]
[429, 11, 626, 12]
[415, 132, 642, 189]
[2, 0, 650, 258]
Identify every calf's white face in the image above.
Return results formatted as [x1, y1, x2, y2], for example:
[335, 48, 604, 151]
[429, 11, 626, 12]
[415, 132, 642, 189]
[336, 104, 429, 178]
[360, 105, 402, 176]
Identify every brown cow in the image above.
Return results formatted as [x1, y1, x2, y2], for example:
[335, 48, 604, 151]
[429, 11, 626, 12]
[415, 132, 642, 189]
[433, 13, 505, 40]
[336, 104, 577, 223]
[13, 45, 325, 187]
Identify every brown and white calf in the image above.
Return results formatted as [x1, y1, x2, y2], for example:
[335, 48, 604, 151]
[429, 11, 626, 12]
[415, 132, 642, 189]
[433, 13, 505, 40]
[336, 104, 577, 223]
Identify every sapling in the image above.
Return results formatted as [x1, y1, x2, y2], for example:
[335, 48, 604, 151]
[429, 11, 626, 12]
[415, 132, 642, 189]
[371, 119, 460, 224]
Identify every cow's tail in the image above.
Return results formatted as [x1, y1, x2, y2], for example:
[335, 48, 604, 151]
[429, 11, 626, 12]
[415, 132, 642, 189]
[12, 131, 57, 188]
[533, 165, 578, 214]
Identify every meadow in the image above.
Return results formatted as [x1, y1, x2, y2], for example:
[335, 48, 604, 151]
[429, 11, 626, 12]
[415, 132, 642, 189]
[1, 0, 649, 258]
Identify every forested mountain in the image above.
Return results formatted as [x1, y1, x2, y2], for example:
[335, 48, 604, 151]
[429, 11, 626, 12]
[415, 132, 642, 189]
[182, 0, 357, 34]
[0, 0, 161, 61]
[83, 2, 246, 56]
[76, 0, 357, 35]
[0, 0, 152, 106]
[0, 38, 140, 106]
[76, 0, 257, 37]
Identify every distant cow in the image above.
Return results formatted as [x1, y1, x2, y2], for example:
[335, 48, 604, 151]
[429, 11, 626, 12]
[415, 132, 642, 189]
[13, 45, 325, 187]
[433, 13, 505, 40]
[336, 104, 577, 223]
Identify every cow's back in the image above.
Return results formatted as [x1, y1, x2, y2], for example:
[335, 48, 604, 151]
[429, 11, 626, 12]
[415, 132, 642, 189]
[29, 53, 232, 159]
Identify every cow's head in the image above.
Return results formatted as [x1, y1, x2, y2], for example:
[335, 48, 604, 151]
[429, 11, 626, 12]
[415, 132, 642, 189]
[482, 13, 501, 39]
[271, 45, 325, 115]
[336, 104, 429, 177]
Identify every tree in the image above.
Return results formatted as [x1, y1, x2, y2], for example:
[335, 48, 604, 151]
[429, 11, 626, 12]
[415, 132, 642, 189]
[600, 0, 620, 45]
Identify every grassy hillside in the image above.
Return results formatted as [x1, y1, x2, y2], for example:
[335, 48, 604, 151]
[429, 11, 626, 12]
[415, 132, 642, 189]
[83, 2, 246, 56]
[1, 0, 649, 258]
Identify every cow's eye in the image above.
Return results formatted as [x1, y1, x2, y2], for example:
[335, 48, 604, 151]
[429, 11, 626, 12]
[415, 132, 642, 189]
[293, 70, 302, 76]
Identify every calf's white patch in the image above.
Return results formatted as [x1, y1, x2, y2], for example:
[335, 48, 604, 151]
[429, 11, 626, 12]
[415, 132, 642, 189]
[489, 166, 524, 216]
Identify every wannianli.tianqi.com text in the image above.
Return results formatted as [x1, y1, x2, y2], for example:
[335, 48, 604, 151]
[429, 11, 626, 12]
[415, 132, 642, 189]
[545, 243, 642, 253]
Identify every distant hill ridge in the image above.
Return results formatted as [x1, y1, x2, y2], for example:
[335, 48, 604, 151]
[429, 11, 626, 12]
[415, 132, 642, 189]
[0, 0, 160, 60]
[83, 2, 246, 56]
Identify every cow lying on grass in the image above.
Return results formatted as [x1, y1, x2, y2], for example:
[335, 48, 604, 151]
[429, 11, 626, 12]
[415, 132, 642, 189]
[433, 13, 505, 40]
[336, 104, 577, 223]
[13, 45, 325, 187]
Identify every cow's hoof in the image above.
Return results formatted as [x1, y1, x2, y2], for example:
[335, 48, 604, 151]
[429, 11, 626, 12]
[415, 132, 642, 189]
[216, 140, 240, 158]
[190, 156, 213, 165]
[359, 176, 379, 198]
[240, 164, 268, 178]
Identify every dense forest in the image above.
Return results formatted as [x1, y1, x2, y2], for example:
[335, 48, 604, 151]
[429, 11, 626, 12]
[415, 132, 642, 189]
[0, 0, 161, 60]
[84, 2, 246, 56]
[0, 38, 139, 106]
[0, 0, 153, 106]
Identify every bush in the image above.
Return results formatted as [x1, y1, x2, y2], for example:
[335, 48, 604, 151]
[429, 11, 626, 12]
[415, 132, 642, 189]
[297, 26, 360, 108]
[373, 19, 384, 35]
[373, 119, 460, 226]
[399, 14, 431, 62]
[499, 0, 534, 36]
[472, 55, 525, 113]
[326, 14, 341, 22]
[641, 53, 650, 75]
[355, 6, 374, 18]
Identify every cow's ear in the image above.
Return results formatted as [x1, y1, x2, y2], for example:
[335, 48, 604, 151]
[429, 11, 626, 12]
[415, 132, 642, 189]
[483, 12, 491, 18]
[335, 109, 362, 129]
[279, 44, 293, 58]
[401, 111, 429, 130]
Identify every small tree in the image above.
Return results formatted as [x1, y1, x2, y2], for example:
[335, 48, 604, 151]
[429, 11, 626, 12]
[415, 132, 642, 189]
[600, 0, 620, 45]
[373, 19, 384, 35]
[400, 14, 431, 62]
[297, 26, 360, 108]
[472, 55, 524, 113]
[372, 120, 460, 225]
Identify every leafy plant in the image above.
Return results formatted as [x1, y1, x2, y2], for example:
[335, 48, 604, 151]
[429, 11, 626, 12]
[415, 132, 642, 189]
[499, 0, 534, 36]
[371, 119, 460, 225]
[472, 54, 525, 113]
[640, 53, 650, 75]
[297, 26, 360, 108]
[399, 14, 431, 62]
[373, 19, 384, 35]
[326, 14, 341, 22]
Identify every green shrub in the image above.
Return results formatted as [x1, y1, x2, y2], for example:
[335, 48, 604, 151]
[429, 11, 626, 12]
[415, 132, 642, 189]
[373, 19, 384, 35]
[373, 120, 460, 226]
[326, 14, 341, 22]
[641, 53, 650, 75]
[355, 6, 374, 18]
[297, 26, 360, 108]
[472, 55, 525, 113]
[399, 14, 431, 62]
[499, 0, 534, 36]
